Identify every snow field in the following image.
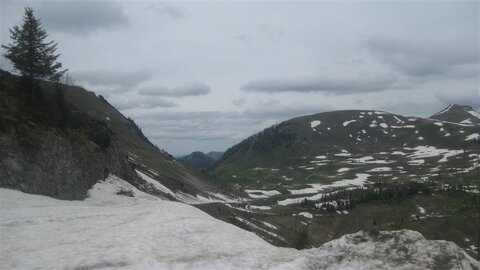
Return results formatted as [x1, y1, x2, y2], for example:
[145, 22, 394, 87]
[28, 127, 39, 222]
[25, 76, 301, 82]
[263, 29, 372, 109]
[4, 177, 476, 269]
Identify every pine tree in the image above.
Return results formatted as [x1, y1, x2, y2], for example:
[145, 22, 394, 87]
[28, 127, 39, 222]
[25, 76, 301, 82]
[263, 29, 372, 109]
[2, 7, 66, 82]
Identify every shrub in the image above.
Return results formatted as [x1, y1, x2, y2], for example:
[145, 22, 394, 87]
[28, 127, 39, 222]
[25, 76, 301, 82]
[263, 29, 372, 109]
[116, 187, 134, 197]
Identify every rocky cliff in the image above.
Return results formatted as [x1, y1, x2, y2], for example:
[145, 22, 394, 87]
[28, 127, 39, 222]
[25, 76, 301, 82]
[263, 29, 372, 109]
[0, 70, 151, 199]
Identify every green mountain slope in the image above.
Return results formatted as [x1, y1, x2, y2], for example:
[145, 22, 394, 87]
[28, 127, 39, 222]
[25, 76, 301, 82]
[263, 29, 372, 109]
[204, 105, 479, 257]
[212, 106, 479, 191]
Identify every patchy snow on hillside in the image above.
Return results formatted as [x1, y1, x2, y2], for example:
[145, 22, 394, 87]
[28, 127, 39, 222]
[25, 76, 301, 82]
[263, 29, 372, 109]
[337, 167, 350, 173]
[467, 110, 480, 120]
[391, 125, 415, 128]
[298, 212, 313, 218]
[136, 169, 177, 196]
[288, 173, 371, 197]
[311, 120, 321, 128]
[1, 177, 477, 270]
[135, 169, 229, 204]
[406, 146, 464, 163]
[245, 189, 281, 199]
[348, 156, 394, 165]
[250, 205, 272, 211]
[465, 133, 479, 141]
[335, 152, 352, 157]
[334, 150, 352, 157]
[409, 159, 425, 165]
[367, 167, 392, 172]
[379, 123, 388, 128]
[460, 119, 473, 124]
[433, 104, 453, 116]
[343, 120, 357, 126]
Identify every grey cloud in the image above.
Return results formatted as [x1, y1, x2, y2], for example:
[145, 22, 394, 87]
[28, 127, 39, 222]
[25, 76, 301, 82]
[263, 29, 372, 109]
[144, 98, 177, 109]
[233, 98, 246, 106]
[73, 69, 154, 88]
[146, 3, 186, 19]
[366, 36, 479, 78]
[259, 24, 284, 41]
[377, 101, 440, 117]
[138, 82, 210, 97]
[108, 95, 177, 110]
[237, 34, 254, 43]
[137, 110, 236, 121]
[436, 88, 480, 111]
[243, 104, 333, 120]
[36, 0, 128, 35]
[127, 102, 334, 155]
[241, 75, 395, 94]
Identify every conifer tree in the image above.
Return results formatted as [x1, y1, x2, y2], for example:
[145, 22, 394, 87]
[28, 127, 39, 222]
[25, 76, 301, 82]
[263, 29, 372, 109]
[2, 7, 66, 82]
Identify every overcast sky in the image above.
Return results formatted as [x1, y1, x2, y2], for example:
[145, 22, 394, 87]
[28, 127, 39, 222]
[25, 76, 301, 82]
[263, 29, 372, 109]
[1, 0, 479, 155]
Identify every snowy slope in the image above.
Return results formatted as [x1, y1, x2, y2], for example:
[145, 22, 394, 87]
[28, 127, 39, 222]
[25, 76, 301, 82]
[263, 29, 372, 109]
[0, 175, 477, 270]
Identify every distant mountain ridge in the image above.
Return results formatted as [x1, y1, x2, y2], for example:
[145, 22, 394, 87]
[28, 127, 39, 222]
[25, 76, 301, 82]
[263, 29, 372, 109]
[180, 151, 216, 169]
[207, 151, 224, 161]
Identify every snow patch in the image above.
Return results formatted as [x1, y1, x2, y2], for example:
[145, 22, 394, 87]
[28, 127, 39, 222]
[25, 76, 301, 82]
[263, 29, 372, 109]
[287, 174, 371, 198]
[406, 146, 464, 163]
[298, 212, 313, 218]
[467, 110, 480, 120]
[409, 159, 425, 165]
[460, 119, 472, 124]
[250, 205, 272, 211]
[393, 116, 403, 123]
[245, 189, 281, 199]
[311, 120, 321, 128]
[465, 133, 479, 141]
[433, 104, 453, 116]
[343, 120, 357, 126]
[367, 167, 392, 172]
[337, 167, 350, 173]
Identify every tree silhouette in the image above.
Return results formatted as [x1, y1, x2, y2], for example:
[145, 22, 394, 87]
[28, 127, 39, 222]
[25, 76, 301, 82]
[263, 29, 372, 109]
[2, 7, 66, 83]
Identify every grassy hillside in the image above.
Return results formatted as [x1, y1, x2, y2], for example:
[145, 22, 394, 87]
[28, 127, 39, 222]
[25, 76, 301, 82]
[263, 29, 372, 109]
[211, 108, 479, 191]
[202, 105, 479, 258]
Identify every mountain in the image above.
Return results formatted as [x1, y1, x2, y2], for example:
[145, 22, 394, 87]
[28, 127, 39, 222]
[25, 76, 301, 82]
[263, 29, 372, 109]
[430, 104, 480, 125]
[206, 105, 479, 257]
[0, 69, 227, 202]
[207, 151, 224, 161]
[1, 177, 477, 269]
[1, 68, 478, 261]
[180, 151, 216, 169]
[212, 106, 479, 189]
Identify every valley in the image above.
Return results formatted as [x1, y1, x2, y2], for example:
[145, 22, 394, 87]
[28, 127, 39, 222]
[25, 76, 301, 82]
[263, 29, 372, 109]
[1, 2, 479, 268]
